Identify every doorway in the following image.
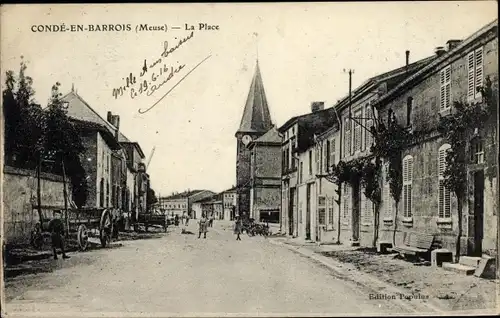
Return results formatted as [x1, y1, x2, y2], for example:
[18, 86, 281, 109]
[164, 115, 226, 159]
[306, 184, 312, 240]
[352, 182, 360, 244]
[289, 188, 295, 235]
[473, 170, 484, 256]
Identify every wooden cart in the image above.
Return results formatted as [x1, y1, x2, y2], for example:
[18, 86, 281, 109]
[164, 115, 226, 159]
[30, 205, 117, 251]
[135, 209, 168, 232]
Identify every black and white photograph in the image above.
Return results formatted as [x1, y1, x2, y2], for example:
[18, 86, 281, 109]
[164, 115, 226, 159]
[1, 2, 499, 317]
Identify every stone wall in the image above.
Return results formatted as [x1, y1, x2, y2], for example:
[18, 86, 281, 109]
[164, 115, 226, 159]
[3, 165, 68, 246]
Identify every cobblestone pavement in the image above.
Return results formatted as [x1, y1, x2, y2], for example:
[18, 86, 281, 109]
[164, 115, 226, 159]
[4, 221, 410, 317]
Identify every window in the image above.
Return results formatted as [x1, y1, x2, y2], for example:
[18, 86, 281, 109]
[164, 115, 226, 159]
[353, 109, 362, 152]
[315, 146, 320, 173]
[328, 198, 334, 226]
[365, 106, 374, 150]
[106, 181, 110, 207]
[440, 65, 451, 111]
[383, 163, 393, 219]
[470, 137, 484, 164]
[308, 150, 313, 175]
[299, 162, 303, 183]
[467, 47, 483, 101]
[99, 178, 104, 207]
[402, 155, 413, 218]
[318, 195, 326, 225]
[344, 117, 351, 158]
[325, 140, 330, 172]
[342, 184, 350, 219]
[406, 97, 413, 127]
[330, 138, 336, 167]
[362, 192, 373, 224]
[438, 144, 451, 219]
[282, 150, 286, 171]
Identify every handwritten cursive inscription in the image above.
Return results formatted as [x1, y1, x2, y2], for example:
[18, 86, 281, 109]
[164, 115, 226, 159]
[111, 31, 195, 100]
[138, 55, 212, 114]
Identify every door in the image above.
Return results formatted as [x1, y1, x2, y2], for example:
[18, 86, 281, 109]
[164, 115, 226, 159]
[352, 182, 360, 243]
[306, 184, 311, 240]
[289, 188, 295, 235]
[473, 170, 484, 256]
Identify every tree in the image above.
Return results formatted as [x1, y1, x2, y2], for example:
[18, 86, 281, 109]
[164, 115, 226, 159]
[2, 58, 44, 168]
[44, 82, 88, 208]
[371, 111, 410, 247]
[147, 187, 158, 209]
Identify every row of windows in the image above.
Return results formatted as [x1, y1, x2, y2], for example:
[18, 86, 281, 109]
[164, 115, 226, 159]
[343, 104, 374, 158]
[339, 140, 485, 222]
[297, 137, 337, 183]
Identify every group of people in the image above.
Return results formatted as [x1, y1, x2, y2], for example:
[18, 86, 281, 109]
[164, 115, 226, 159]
[196, 213, 244, 241]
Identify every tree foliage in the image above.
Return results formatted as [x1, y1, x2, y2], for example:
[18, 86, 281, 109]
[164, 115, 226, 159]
[3, 59, 89, 208]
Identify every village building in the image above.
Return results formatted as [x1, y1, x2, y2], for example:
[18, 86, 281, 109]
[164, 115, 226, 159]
[159, 189, 215, 219]
[235, 60, 276, 219]
[221, 187, 237, 220]
[61, 91, 149, 224]
[372, 19, 498, 259]
[247, 126, 282, 223]
[333, 53, 437, 247]
[278, 102, 338, 240]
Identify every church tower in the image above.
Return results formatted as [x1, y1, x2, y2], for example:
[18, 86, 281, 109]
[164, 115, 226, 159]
[235, 60, 273, 217]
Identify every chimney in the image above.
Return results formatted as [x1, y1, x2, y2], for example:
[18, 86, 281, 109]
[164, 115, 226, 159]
[435, 46, 446, 57]
[405, 50, 410, 70]
[107, 111, 112, 122]
[112, 115, 120, 139]
[311, 101, 325, 113]
[446, 39, 462, 51]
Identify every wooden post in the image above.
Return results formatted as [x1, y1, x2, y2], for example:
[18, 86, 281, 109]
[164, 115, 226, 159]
[61, 159, 69, 237]
[37, 155, 43, 223]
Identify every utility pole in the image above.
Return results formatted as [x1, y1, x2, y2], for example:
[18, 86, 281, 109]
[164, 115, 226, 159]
[61, 159, 69, 238]
[344, 69, 354, 120]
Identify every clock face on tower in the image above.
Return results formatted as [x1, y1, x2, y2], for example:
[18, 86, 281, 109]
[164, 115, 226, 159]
[242, 135, 253, 146]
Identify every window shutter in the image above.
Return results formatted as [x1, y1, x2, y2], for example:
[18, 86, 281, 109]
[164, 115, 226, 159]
[315, 147, 320, 173]
[438, 148, 446, 177]
[467, 52, 475, 100]
[325, 140, 330, 172]
[330, 138, 336, 167]
[444, 185, 451, 218]
[366, 107, 373, 150]
[440, 66, 451, 110]
[328, 198, 334, 225]
[475, 47, 483, 97]
[318, 195, 326, 225]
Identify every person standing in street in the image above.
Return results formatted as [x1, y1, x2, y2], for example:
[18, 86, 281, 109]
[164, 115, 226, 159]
[234, 216, 242, 241]
[198, 213, 208, 239]
[48, 212, 70, 260]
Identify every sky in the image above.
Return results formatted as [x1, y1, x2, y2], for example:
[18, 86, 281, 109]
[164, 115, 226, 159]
[1, 2, 498, 196]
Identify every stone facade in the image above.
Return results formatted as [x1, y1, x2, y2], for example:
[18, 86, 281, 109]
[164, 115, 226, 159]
[374, 21, 498, 257]
[248, 128, 282, 222]
[2, 166, 68, 245]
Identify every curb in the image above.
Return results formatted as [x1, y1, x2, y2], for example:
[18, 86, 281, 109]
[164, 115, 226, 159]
[269, 239, 447, 315]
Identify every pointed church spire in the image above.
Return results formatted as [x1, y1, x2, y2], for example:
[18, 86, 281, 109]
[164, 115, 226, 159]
[237, 60, 273, 134]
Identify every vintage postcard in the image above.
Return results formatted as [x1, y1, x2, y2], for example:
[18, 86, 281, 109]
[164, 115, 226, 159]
[1, 2, 499, 317]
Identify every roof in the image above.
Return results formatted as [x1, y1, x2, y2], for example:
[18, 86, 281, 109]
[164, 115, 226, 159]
[70, 118, 121, 150]
[251, 126, 282, 144]
[332, 55, 437, 112]
[161, 189, 206, 200]
[236, 60, 274, 134]
[61, 91, 131, 143]
[120, 141, 146, 159]
[375, 19, 498, 107]
[278, 107, 338, 133]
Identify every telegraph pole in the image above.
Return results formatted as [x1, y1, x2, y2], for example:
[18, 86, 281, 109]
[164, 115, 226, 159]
[344, 69, 354, 120]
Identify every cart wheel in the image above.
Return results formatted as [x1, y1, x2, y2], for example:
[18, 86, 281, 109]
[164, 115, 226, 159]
[77, 224, 89, 251]
[100, 209, 113, 248]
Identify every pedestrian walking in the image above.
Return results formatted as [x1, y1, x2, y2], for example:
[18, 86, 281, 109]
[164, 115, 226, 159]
[185, 213, 190, 226]
[48, 212, 70, 260]
[198, 213, 208, 239]
[209, 214, 214, 227]
[234, 216, 242, 241]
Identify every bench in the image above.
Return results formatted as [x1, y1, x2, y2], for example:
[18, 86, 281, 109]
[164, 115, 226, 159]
[393, 232, 435, 257]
